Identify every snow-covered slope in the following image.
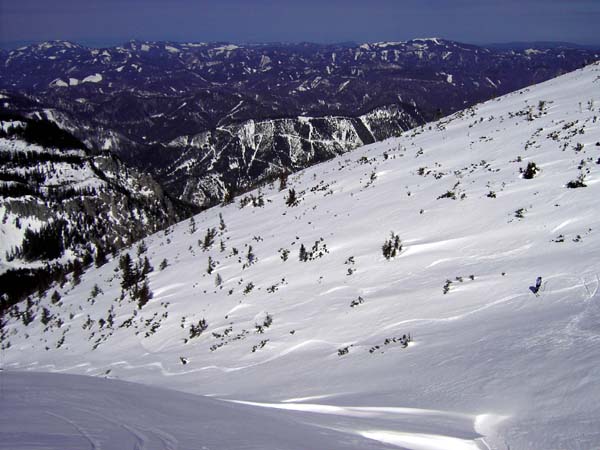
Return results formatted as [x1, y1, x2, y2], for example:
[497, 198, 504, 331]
[1, 371, 425, 450]
[2, 63, 600, 449]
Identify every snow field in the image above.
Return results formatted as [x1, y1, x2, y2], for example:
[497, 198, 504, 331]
[3, 63, 600, 449]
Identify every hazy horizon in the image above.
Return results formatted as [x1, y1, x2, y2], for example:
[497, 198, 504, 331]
[1, 0, 599, 50]
[1, 37, 599, 51]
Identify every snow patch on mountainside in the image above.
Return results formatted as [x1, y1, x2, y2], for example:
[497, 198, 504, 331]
[82, 73, 103, 83]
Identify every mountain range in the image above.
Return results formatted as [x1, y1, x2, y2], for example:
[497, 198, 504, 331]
[1, 39, 598, 206]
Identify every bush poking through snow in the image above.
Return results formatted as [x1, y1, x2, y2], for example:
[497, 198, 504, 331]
[350, 296, 364, 308]
[188, 319, 208, 339]
[522, 162, 539, 179]
[382, 232, 402, 260]
[299, 239, 329, 262]
[255, 313, 273, 334]
[285, 188, 299, 207]
[437, 190, 456, 200]
[566, 174, 587, 188]
[278, 248, 290, 261]
[369, 334, 412, 353]
[252, 339, 269, 352]
[243, 282, 255, 295]
[443, 279, 453, 294]
[337, 346, 350, 356]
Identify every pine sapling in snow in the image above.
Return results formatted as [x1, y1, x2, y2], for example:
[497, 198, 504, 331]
[382, 232, 402, 259]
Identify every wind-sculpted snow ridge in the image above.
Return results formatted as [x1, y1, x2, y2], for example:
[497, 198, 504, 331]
[0, 371, 494, 450]
[2, 63, 600, 449]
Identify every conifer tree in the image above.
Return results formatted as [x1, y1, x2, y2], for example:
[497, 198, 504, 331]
[95, 245, 108, 267]
[137, 280, 152, 309]
[119, 253, 136, 290]
[299, 244, 308, 262]
[72, 259, 83, 285]
[141, 256, 153, 276]
[286, 188, 298, 207]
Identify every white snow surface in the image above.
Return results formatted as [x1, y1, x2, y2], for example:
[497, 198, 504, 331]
[82, 73, 103, 83]
[3, 63, 600, 449]
[0, 371, 488, 450]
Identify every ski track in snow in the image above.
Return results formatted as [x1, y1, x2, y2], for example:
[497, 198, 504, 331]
[45, 411, 102, 450]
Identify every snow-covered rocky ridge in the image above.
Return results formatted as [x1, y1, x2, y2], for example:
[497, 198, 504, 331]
[165, 105, 419, 206]
[2, 64, 600, 449]
[0, 117, 193, 307]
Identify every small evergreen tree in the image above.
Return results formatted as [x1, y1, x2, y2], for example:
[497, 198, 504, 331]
[41, 306, 53, 326]
[119, 253, 136, 290]
[522, 162, 539, 179]
[285, 188, 298, 207]
[90, 284, 102, 299]
[141, 256, 153, 276]
[245, 245, 256, 268]
[107, 306, 115, 328]
[279, 248, 290, 261]
[51, 290, 61, 305]
[95, 245, 108, 267]
[207, 256, 215, 274]
[21, 298, 35, 326]
[202, 228, 217, 250]
[299, 244, 308, 262]
[137, 280, 153, 309]
[72, 259, 83, 285]
[382, 232, 402, 260]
